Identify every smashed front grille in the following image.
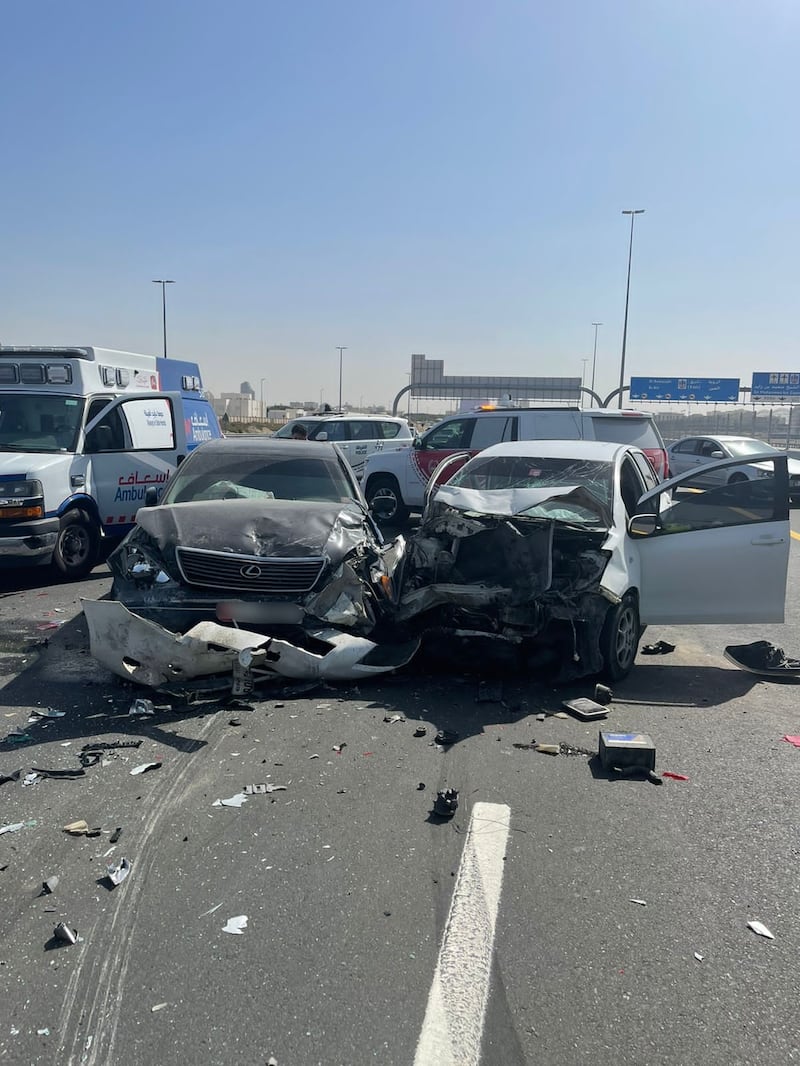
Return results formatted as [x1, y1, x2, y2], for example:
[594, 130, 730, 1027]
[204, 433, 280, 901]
[176, 547, 325, 593]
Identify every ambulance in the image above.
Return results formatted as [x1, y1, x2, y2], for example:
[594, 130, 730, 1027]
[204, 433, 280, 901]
[0, 346, 222, 578]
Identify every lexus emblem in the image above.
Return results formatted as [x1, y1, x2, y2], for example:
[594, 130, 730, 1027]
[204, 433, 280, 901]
[240, 564, 262, 578]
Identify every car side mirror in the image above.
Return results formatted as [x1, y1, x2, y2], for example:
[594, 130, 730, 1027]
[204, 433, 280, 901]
[413, 437, 423, 449]
[316, 431, 328, 441]
[710, 450, 724, 458]
[629, 513, 658, 537]
[144, 486, 159, 507]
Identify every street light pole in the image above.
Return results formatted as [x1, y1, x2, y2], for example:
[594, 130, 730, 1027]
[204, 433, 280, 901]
[590, 322, 602, 406]
[151, 280, 175, 358]
[260, 377, 266, 421]
[336, 346, 348, 411]
[618, 211, 644, 408]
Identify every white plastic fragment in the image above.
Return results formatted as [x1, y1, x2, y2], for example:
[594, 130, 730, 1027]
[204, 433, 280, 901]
[0, 822, 25, 836]
[198, 902, 224, 918]
[129, 698, 155, 716]
[694, 952, 704, 961]
[212, 793, 248, 808]
[31, 707, 66, 718]
[37, 1028, 50, 1036]
[22, 772, 40, 787]
[222, 914, 248, 935]
[151, 1003, 168, 1012]
[130, 762, 161, 776]
[106, 857, 132, 887]
[629, 898, 647, 906]
[747, 920, 774, 940]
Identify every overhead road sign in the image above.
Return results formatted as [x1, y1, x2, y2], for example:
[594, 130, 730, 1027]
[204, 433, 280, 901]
[630, 376, 740, 402]
[751, 372, 800, 403]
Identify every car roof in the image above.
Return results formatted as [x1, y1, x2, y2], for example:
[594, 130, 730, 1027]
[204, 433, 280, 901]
[583, 409, 655, 420]
[291, 412, 407, 422]
[196, 437, 342, 459]
[669, 434, 767, 444]
[474, 439, 633, 461]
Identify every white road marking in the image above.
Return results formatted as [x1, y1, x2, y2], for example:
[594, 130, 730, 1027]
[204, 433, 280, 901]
[414, 801, 511, 1066]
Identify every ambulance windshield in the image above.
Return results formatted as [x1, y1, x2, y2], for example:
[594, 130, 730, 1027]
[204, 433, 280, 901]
[0, 394, 86, 453]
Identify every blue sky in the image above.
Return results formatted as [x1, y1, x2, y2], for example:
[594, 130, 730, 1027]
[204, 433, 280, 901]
[1, 0, 798, 408]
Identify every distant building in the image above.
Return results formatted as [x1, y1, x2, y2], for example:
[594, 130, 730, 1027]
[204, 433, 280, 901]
[240, 381, 255, 398]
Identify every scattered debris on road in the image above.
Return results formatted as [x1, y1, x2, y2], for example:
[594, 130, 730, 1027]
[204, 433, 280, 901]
[384, 713, 405, 724]
[598, 731, 656, 772]
[641, 640, 675, 655]
[0, 769, 22, 786]
[563, 697, 608, 721]
[222, 914, 248, 935]
[594, 683, 613, 704]
[747, 920, 774, 940]
[212, 793, 248, 808]
[694, 952, 704, 961]
[129, 698, 155, 716]
[413, 726, 427, 738]
[106, 857, 132, 887]
[629, 898, 647, 906]
[53, 922, 78, 945]
[781, 735, 800, 749]
[42, 876, 59, 894]
[434, 729, 459, 745]
[129, 762, 162, 776]
[433, 788, 459, 818]
[661, 771, 690, 781]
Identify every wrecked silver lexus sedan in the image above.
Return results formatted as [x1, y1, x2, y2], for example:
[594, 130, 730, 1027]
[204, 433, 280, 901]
[84, 437, 415, 686]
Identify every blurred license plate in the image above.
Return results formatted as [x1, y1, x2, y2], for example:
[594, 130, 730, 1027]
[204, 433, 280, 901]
[216, 602, 304, 624]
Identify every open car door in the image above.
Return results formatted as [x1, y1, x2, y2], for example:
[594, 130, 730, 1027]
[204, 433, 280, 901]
[632, 454, 790, 625]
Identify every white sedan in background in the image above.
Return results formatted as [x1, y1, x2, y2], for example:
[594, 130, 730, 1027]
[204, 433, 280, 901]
[667, 435, 800, 501]
[399, 439, 790, 681]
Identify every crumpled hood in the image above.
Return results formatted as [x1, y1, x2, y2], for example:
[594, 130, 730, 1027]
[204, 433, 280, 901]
[135, 499, 367, 561]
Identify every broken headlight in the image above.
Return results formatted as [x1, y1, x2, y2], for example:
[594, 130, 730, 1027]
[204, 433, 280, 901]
[118, 543, 172, 586]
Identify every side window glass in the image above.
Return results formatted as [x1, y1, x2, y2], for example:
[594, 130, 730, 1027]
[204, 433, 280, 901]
[675, 439, 698, 454]
[422, 418, 474, 450]
[85, 406, 126, 452]
[313, 420, 345, 442]
[470, 417, 506, 450]
[500, 416, 517, 442]
[620, 458, 646, 517]
[632, 452, 658, 492]
[349, 421, 371, 441]
[699, 440, 721, 458]
[380, 421, 401, 439]
[657, 459, 783, 533]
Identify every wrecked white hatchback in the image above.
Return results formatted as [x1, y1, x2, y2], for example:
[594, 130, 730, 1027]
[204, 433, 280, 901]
[84, 437, 414, 685]
[398, 440, 791, 681]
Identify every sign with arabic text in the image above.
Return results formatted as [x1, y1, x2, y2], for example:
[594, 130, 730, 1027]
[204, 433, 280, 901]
[629, 377, 740, 402]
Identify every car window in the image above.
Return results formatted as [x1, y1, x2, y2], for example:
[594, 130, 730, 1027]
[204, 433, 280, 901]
[379, 420, 403, 439]
[620, 457, 646, 517]
[421, 417, 474, 450]
[698, 439, 722, 458]
[589, 416, 662, 448]
[164, 453, 355, 504]
[673, 439, 699, 454]
[348, 421, 373, 441]
[651, 465, 784, 533]
[310, 420, 346, 442]
[85, 405, 126, 452]
[471, 416, 512, 450]
[631, 451, 659, 492]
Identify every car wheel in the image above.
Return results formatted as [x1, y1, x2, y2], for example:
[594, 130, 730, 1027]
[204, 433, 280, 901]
[728, 472, 748, 485]
[600, 593, 640, 681]
[52, 509, 100, 580]
[366, 475, 409, 524]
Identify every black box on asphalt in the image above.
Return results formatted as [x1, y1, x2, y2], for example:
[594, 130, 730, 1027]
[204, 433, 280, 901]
[598, 731, 656, 771]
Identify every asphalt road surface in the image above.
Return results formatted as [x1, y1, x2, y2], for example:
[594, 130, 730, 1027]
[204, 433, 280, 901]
[2, 520, 800, 1066]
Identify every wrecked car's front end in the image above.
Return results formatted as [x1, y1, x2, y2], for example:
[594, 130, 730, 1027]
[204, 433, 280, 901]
[398, 457, 628, 681]
[86, 438, 412, 686]
[107, 498, 405, 636]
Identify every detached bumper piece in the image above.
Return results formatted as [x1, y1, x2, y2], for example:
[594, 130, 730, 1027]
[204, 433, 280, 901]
[82, 599, 419, 689]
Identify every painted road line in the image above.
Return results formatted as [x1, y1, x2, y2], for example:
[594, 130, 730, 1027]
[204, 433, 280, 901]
[414, 801, 511, 1066]
[791, 530, 800, 542]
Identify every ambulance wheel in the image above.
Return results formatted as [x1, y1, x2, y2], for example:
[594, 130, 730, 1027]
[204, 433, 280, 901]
[366, 476, 409, 525]
[600, 593, 640, 681]
[53, 509, 100, 580]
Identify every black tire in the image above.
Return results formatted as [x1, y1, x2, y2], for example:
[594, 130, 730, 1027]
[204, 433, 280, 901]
[599, 593, 640, 681]
[52, 509, 100, 580]
[728, 472, 748, 485]
[365, 475, 410, 524]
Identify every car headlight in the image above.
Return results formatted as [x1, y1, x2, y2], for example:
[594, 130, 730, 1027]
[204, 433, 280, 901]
[756, 469, 772, 479]
[0, 479, 45, 519]
[119, 543, 172, 585]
